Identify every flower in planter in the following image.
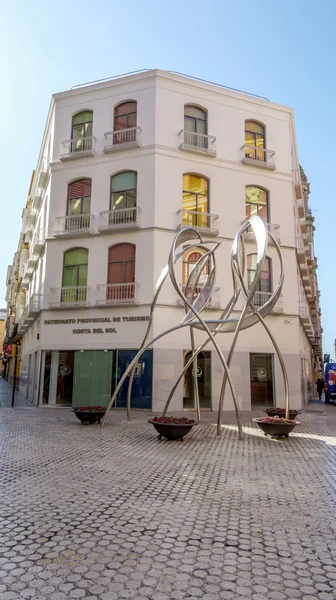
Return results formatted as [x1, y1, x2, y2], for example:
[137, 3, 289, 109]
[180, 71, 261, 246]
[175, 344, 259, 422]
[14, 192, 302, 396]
[265, 407, 298, 414]
[73, 406, 106, 412]
[255, 416, 297, 425]
[152, 416, 195, 425]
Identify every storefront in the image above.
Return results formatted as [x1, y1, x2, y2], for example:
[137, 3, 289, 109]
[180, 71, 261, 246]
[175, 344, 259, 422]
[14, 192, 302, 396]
[40, 349, 153, 408]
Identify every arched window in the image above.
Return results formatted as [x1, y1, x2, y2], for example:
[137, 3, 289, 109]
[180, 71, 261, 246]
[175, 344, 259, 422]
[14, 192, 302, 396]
[113, 102, 137, 145]
[182, 174, 209, 228]
[247, 254, 271, 306]
[71, 111, 93, 153]
[107, 243, 136, 300]
[110, 172, 137, 212]
[182, 250, 209, 286]
[182, 249, 209, 298]
[184, 105, 207, 149]
[245, 120, 265, 161]
[67, 180, 91, 229]
[245, 186, 269, 222]
[62, 248, 88, 303]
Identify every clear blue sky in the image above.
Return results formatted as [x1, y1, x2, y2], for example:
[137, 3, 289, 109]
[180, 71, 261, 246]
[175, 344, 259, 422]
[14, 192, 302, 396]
[1, 0, 335, 355]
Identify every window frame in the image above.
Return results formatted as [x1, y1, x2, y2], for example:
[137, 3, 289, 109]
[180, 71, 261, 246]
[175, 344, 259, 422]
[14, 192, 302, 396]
[245, 185, 269, 222]
[114, 101, 137, 131]
[110, 171, 137, 212]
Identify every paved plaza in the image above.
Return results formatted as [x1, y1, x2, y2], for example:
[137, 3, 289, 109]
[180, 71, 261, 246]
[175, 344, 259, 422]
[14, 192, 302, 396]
[1, 386, 336, 599]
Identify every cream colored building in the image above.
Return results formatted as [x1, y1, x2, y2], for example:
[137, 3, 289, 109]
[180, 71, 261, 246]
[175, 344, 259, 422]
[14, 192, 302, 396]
[4, 69, 322, 411]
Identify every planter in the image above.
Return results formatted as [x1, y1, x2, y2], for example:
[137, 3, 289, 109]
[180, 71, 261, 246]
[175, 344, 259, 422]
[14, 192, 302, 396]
[72, 406, 106, 425]
[264, 409, 300, 421]
[253, 417, 299, 438]
[149, 417, 199, 440]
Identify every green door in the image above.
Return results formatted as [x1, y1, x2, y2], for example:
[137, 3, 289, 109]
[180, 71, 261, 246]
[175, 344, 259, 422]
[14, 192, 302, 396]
[73, 351, 113, 408]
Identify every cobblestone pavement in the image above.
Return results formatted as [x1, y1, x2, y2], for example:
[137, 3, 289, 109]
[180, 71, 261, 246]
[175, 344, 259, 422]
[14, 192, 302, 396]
[1, 404, 336, 599]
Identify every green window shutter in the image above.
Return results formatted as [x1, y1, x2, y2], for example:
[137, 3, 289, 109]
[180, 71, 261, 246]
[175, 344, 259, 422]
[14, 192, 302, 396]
[64, 248, 88, 266]
[72, 111, 93, 126]
[111, 172, 137, 193]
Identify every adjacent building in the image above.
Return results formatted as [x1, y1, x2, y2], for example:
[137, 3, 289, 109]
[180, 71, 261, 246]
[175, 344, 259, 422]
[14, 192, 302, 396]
[3, 69, 323, 411]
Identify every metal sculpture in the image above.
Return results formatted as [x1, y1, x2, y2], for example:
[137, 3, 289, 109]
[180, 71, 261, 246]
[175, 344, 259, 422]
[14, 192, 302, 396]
[101, 215, 289, 437]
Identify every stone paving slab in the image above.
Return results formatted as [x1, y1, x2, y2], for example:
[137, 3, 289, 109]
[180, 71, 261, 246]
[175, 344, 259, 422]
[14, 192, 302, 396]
[1, 405, 336, 599]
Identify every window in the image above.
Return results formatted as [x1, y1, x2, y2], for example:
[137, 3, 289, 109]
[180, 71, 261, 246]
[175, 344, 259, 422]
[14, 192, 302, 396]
[245, 186, 269, 222]
[245, 121, 265, 161]
[182, 249, 209, 298]
[62, 248, 88, 302]
[110, 172, 137, 211]
[113, 102, 137, 145]
[67, 179, 91, 229]
[71, 111, 93, 153]
[182, 174, 209, 228]
[107, 244, 136, 300]
[184, 105, 207, 148]
[247, 254, 271, 306]
[114, 102, 137, 130]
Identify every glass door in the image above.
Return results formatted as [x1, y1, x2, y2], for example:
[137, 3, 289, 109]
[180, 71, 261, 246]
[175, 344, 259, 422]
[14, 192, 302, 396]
[250, 353, 274, 407]
[183, 351, 211, 409]
[115, 350, 153, 409]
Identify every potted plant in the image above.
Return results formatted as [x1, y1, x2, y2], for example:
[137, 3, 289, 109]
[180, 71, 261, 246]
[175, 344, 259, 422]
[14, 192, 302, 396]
[148, 416, 199, 440]
[264, 407, 301, 420]
[253, 415, 299, 438]
[72, 405, 106, 425]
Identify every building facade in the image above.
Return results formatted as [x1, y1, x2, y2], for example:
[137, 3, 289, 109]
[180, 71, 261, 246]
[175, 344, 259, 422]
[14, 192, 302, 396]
[3, 69, 323, 411]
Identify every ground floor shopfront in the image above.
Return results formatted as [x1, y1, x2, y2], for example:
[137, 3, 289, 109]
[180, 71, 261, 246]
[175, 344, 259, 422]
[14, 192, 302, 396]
[20, 346, 307, 412]
[18, 308, 311, 411]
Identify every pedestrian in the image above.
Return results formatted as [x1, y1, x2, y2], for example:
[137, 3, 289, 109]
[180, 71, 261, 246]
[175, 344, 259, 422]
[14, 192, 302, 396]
[316, 376, 324, 400]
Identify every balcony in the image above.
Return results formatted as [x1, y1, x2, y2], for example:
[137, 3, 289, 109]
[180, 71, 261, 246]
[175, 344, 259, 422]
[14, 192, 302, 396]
[31, 228, 45, 255]
[293, 169, 303, 199]
[176, 285, 220, 309]
[241, 145, 276, 170]
[28, 293, 43, 316]
[177, 209, 219, 236]
[243, 221, 281, 244]
[179, 130, 216, 157]
[17, 294, 43, 334]
[99, 207, 142, 233]
[59, 136, 96, 161]
[297, 197, 305, 218]
[96, 283, 139, 306]
[248, 291, 283, 314]
[104, 127, 141, 152]
[54, 214, 94, 237]
[300, 218, 307, 235]
[49, 286, 91, 308]
[299, 299, 314, 339]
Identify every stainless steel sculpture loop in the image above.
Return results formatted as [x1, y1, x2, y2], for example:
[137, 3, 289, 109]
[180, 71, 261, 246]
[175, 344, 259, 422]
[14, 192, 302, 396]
[101, 215, 289, 436]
